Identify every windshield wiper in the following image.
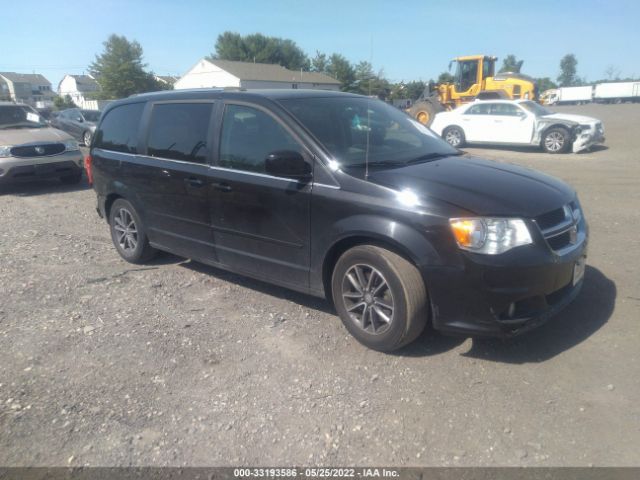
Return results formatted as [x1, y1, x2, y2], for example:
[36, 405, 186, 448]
[404, 151, 461, 165]
[343, 161, 403, 169]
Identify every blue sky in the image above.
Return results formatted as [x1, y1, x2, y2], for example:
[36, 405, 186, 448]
[1, 0, 638, 88]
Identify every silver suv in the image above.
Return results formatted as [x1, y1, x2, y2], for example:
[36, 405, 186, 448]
[0, 102, 84, 185]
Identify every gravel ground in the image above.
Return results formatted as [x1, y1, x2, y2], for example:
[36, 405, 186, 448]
[0, 103, 638, 467]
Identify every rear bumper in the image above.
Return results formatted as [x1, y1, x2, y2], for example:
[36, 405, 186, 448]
[0, 152, 84, 184]
[424, 239, 588, 338]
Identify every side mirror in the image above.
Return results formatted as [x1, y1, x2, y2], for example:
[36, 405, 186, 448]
[76, 117, 84, 123]
[265, 150, 311, 180]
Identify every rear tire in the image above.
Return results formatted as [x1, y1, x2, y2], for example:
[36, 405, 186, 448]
[83, 130, 92, 146]
[108, 199, 157, 263]
[542, 127, 571, 154]
[442, 126, 466, 148]
[331, 245, 428, 352]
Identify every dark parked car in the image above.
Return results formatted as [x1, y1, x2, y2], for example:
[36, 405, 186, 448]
[88, 89, 588, 351]
[50, 108, 100, 146]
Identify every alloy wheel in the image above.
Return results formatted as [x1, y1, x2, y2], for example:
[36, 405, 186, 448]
[341, 264, 395, 334]
[545, 131, 565, 152]
[445, 129, 462, 147]
[113, 208, 138, 253]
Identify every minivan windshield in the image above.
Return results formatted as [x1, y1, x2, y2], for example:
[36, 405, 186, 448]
[0, 105, 48, 129]
[279, 96, 458, 168]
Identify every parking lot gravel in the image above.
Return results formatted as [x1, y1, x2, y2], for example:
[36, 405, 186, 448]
[0, 103, 638, 467]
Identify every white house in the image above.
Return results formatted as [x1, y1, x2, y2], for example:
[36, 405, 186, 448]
[154, 75, 178, 87]
[0, 72, 55, 107]
[58, 74, 100, 108]
[175, 59, 341, 91]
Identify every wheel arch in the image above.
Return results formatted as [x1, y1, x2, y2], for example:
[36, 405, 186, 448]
[320, 220, 442, 303]
[104, 193, 123, 221]
[536, 122, 577, 145]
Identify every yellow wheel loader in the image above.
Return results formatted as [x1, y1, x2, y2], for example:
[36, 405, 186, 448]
[409, 55, 537, 125]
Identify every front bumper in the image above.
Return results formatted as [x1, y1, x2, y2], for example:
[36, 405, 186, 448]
[0, 151, 84, 184]
[572, 130, 605, 153]
[425, 238, 588, 338]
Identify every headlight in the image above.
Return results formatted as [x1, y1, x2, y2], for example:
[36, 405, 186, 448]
[0, 145, 12, 158]
[63, 140, 79, 152]
[449, 217, 533, 254]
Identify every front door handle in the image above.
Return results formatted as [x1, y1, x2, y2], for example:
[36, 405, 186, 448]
[212, 182, 232, 192]
[185, 177, 204, 187]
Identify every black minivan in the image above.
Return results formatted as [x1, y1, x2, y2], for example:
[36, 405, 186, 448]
[88, 89, 587, 351]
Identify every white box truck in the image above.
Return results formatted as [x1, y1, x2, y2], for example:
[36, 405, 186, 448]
[544, 86, 593, 105]
[594, 82, 640, 103]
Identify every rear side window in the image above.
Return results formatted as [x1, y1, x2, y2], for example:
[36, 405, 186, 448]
[466, 104, 491, 115]
[94, 103, 144, 153]
[490, 103, 522, 116]
[147, 103, 213, 163]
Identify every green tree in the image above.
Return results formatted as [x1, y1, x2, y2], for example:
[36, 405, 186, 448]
[437, 71, 454, 84]
[535, 77, 557, 94]
[353, 62, 390, 99]
[211, 32, 309, 71]
[558, 54, 578, 86]
[53, 94, 76, 110]
[499, 54, 524, 73]
[89, 34, 160, 99]
[327, 54, 356, 92]
[310, 51, 329, 73]
[403, 80, 427, 100]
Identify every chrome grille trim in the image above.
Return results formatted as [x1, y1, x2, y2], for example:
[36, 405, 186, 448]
[535, 203, 583, 255]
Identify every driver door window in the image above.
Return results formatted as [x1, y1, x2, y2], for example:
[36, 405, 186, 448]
[219, 104, 302, 175]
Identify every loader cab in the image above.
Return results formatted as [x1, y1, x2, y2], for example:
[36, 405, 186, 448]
[450, 56, 496, 98]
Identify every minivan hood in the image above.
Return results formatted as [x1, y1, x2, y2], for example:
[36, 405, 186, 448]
[366, 155, 575, 217]
[0, 127, 72, 146]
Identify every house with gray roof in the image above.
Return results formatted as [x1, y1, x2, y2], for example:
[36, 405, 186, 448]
[174, 59, 341, 91]
[0, 72, 55, 107]
[58, 74, 100, 108]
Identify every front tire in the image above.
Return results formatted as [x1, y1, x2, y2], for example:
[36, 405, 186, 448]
[409, 101, 441, 126]
[108, 199, 157, 263]
[83, 130, 92, 146]
[331, 245, 428, 352]
[542, 127, 571, 154]
[442, 126, 465, 148]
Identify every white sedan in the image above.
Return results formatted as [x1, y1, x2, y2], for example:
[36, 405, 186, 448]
[430, 100, 605, 153]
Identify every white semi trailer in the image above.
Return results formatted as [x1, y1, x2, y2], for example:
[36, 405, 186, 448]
[543, 86, 593, 105]
[593, 82, 640, 103]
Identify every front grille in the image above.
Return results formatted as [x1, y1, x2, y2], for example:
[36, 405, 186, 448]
[10, 143, 65, 158]
[535, 202, 582, 254]
[547, 230, 572, 250]
[535, 207, 566, 230]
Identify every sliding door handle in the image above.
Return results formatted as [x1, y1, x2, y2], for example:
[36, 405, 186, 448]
[184, 177, 205, 187]
[212, 182, 232, 192]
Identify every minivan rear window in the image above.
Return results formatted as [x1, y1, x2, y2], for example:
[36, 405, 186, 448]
[147, 103, 213, 164]
[94, 103, 144, 154]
